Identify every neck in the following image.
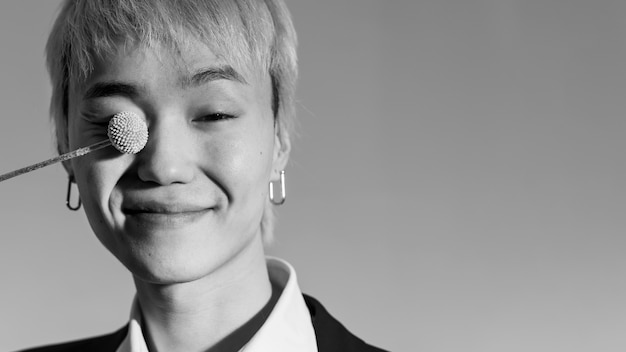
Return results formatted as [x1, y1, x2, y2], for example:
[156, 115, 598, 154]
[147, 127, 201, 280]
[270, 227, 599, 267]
[133, 236, 271, 352]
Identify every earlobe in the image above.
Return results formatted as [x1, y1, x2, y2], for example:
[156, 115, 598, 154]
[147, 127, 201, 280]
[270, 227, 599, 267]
[272, 123, 291, 172]
[61, 159, 74, 177]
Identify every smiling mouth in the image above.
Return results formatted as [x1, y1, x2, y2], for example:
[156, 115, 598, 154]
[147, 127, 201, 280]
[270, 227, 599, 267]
[123, 206, 213, 225]
[124, 208, 211, 215]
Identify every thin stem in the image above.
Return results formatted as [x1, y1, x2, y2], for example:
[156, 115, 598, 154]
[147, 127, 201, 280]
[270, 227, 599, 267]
[0, 139, 111, 182]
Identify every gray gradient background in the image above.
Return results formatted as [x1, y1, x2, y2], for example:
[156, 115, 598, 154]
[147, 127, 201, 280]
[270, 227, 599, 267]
[1, 1, 626, 351]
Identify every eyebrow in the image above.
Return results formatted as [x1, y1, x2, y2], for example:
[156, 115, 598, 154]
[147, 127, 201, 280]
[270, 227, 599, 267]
[83, 82, 142, 101]
[82, 65, 246, 101]
[183, 65, 247, 87]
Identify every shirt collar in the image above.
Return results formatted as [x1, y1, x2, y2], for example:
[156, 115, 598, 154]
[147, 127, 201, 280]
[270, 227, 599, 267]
[116, 257, 318, 352]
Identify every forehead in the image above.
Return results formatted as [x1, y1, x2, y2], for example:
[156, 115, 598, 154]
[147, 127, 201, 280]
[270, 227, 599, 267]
[70, 41, 275, 106]
[69, 39, 272, 109]
[81, 39, 254, 83]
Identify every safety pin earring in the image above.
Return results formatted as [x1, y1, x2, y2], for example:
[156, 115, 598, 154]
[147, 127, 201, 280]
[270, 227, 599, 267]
[66, 176, 82, 211]
[269, 170, 286, 205]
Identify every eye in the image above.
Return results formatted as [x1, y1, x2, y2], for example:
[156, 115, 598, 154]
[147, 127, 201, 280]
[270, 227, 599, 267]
[193, 113, 236, 122]
[80, 111, 117, 129]
[79, 114, 110, 135]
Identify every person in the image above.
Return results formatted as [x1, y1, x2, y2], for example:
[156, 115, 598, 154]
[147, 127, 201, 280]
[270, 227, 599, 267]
[18, 0, 386, 351]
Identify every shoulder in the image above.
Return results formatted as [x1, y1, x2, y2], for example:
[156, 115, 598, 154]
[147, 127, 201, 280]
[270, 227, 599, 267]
[16, 326, 128, 352]
[303, 294, 389, 352]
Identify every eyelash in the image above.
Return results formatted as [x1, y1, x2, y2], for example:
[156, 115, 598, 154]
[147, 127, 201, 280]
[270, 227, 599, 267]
[83, 112, 236, 128]
[194, 113, 236, 122]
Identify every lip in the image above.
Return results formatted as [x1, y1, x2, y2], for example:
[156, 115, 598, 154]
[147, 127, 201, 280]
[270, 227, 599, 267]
[123, 208, 213, 229]
[122, 200, 214, 227]
[124, 206, 211, 214]
[127, 209, 210, 221]
[122, 197, 213, 212]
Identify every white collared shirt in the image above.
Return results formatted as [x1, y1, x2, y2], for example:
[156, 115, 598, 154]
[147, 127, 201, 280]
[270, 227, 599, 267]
[116, 257, 318, 352]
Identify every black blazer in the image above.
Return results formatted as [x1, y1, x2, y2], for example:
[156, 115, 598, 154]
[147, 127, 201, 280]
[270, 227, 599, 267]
[18, 295, 387, 352]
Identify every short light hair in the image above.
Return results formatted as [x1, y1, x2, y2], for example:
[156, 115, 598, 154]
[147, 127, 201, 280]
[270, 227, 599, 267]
[46, 0, 298, 243]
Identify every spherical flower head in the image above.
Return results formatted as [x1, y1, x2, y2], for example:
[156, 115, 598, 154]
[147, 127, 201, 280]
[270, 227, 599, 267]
[107, 111, 149, 154]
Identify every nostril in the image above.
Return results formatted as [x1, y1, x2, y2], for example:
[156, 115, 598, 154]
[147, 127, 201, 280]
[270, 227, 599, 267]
[137, 162, 194, 186]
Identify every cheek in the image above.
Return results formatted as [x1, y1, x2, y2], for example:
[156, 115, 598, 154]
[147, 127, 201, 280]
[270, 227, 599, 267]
[207, 122, 275, 201]
[71, 153, 129, 224]
[67, 113, 128, 201]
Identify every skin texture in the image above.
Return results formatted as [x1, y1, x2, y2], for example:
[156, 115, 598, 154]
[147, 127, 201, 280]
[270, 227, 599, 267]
[65, 39, 290, 351]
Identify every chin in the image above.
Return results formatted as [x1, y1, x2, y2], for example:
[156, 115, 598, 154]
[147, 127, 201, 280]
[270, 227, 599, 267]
[124, 251, 219, 285]
[120, 235, 254, 285]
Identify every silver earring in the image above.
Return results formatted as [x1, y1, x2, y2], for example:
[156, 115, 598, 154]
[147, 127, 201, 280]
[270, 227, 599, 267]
[269, 170, 286, 205]
[66, 176, 82, 211]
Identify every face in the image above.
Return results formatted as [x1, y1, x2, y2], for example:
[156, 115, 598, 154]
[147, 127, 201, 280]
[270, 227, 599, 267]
[66, 39, 288, 284]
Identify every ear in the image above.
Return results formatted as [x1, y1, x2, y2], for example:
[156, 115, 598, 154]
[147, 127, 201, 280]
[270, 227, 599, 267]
[271, 121, 291, 176]
[58, 96, 74, 179]
[58, 126, 74, 178]
[62, 159, 74, 179]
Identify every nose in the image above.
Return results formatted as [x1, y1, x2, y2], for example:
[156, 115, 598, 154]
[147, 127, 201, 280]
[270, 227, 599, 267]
[135, 117, 194, 185]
